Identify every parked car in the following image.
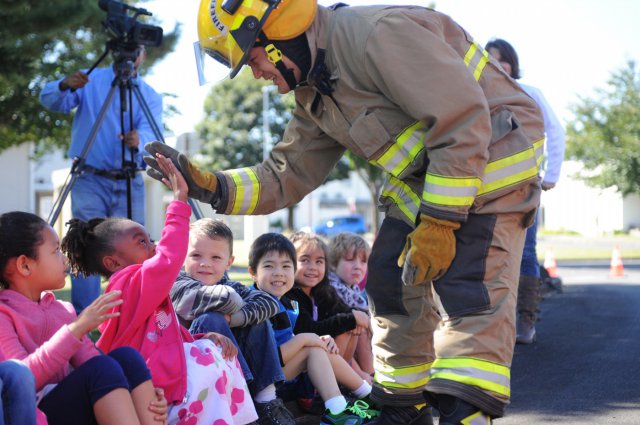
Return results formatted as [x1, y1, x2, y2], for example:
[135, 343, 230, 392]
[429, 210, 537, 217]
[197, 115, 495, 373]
[314, 214, 367, 237]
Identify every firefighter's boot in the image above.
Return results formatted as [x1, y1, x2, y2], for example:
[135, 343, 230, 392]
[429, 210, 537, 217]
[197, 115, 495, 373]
[516, 275, 540, 344]
[369, 405, 433, 425]
[424, 393, 492, 425]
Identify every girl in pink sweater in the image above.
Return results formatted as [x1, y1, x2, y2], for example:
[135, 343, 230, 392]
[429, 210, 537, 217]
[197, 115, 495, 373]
[62, 155, 257, 425]
[0, 211, 167, 425]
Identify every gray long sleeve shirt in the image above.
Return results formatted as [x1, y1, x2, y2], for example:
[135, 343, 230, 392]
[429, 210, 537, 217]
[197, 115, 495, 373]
[170, 271, 279, 328]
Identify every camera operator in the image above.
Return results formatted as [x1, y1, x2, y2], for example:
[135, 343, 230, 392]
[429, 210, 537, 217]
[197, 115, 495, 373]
[39, 45, 162, 313]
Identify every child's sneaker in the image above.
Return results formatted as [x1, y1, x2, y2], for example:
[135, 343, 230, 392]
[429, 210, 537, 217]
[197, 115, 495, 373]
[321, 400, 380, 424]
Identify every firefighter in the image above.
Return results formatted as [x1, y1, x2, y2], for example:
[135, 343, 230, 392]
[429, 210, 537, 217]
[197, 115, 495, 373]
[145, 1, 545, 423]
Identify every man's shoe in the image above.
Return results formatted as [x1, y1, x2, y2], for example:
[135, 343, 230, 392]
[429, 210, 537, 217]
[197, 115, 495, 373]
[369, 405, 433, 425]
[428, 394, 492, 425]
[255, 398, 296, 425]
[320, 400, 380, 424]
[516, 314, 536, 344]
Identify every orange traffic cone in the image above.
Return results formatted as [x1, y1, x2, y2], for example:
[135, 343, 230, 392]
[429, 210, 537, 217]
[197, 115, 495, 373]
[609, 246, 625, 277]
[544, 249, 559, 278]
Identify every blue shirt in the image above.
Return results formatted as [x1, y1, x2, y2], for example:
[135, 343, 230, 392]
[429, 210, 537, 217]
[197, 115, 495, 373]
[40, 67, 163, 170]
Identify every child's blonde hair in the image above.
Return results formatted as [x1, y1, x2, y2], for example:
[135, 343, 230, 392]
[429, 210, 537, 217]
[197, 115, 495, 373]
[189, 218, 234, 256]
[328, 232, 371, 270]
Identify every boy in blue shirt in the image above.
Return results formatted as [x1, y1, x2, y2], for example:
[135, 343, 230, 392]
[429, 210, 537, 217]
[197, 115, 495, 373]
[248, 233, 379, 425]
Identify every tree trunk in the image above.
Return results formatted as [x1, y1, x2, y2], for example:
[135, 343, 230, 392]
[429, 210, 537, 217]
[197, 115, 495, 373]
[369, 189, 381, 235]
[286, 205, 296, 231]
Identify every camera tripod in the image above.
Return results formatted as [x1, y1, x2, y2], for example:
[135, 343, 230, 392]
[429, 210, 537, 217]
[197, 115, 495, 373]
[48, 47, 203, 225]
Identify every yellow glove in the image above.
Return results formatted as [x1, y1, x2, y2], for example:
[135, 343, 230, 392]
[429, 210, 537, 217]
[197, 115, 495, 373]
[144, 141, 218, 204]
[398, 214, 461, 286]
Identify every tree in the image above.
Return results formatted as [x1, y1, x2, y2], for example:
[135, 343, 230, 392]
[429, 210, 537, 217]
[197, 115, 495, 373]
[566, 60, 640, 196]
[346, 153, 386, 234]
[196, 68, 349, 230]
[0, 0, 179, 153]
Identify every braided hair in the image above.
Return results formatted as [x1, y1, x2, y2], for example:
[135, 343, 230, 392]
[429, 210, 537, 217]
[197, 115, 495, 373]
[61, 217, 128, 278]
[0, 211, 48, 289]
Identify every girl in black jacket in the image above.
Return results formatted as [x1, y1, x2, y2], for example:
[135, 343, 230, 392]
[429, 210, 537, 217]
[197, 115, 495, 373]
[288, 232, 373, 383]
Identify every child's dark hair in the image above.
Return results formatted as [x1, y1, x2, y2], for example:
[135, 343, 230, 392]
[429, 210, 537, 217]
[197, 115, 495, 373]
[190, 218, 234, 256]
[61, 217, 129, 277]
[0, 212, 48, 289]
[485, 38, 521, 79]
[290, 231, 344, 306]
[249, 233, 297, 273]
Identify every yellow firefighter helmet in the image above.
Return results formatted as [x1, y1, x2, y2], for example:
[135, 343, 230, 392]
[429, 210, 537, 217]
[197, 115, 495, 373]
[197, 0, 317, 78]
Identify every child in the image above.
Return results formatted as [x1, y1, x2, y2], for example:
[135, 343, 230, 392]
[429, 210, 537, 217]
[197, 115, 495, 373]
[328, 233, 370, 311]
[248, 233, 379, 425]
[0, 359, 40, 425]
[327, 232, 375, 381]
[0, 211, 167, 425]
[288, 232, 372, 383]
[62, 155, 257, 425]
[170, 218, 296, 424]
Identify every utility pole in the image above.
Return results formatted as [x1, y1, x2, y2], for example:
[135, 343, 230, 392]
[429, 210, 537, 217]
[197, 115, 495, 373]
[262, 85, 276, 160]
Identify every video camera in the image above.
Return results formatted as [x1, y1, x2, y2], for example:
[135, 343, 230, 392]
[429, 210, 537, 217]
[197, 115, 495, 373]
[99, 0, 163, 57]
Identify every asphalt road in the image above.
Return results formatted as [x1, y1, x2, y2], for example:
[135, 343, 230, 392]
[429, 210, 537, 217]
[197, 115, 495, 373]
[292, 260, 640, 424]
[499, 260, 640, 425]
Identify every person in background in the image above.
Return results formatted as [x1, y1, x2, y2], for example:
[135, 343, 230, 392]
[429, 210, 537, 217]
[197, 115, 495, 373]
[39, 46, 163, 314]
[486, 38, 566, 344]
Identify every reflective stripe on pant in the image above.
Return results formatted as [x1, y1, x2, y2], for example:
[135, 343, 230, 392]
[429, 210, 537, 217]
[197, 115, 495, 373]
[367, 212, 526, 415]
[367, 217, 438, 406]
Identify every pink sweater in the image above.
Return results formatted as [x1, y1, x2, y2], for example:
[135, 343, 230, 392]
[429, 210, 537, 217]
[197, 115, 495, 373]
[0, 290, 99, 425]
[0, 291, 98, 389]
[97, 200, 193, 404]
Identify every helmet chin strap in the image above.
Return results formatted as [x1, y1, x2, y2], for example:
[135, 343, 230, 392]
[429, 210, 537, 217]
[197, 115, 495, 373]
[264, 43, 298, 91]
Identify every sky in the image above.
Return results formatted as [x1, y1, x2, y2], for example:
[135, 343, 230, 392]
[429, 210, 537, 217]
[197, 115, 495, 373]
[143, 0, 640, 136]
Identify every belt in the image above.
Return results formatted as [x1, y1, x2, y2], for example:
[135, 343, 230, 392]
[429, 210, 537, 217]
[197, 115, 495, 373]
[83, 165, 139, 180]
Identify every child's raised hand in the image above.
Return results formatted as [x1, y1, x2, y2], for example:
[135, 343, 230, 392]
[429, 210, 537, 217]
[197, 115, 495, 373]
[205, 332, 238, 360]
[149, 387, 168, 424]
[69, 291, 122, 339]
[155, 153, 188, 203]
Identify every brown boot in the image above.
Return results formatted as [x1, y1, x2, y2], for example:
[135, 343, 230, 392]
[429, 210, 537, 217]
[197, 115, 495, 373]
[516, 276, 540, 344]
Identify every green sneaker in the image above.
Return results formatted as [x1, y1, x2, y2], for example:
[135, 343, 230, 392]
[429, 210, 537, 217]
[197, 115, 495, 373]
[321, 400, 380, 425]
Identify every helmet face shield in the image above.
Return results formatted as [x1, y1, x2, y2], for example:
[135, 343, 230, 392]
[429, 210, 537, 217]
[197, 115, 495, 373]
[194, 35, 242, 85]
[197, 0, 274, 80]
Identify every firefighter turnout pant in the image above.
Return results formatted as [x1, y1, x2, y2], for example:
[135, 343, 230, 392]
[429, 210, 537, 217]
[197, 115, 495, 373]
[366, 212, 527, 418]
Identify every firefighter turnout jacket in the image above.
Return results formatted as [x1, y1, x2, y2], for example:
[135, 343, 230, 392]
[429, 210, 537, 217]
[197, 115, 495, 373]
[210, 5, 545, 417]
[211, 5, 544, 226]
